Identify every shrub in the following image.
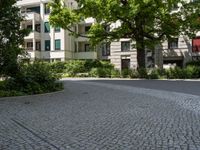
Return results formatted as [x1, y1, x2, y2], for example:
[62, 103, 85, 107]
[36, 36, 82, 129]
[50, 61, 67, 73]
[184, 66, 200, 78]
[89, 68, 98, 77]
[0, 61, 63, 97]
[65, 60, 86, 77]
[111, 69, 121, 78]
[129, 69, 139, 78]
[148, 69, 160, 79]
[121, 69, 131, 78]
[89, 67, 112, 78]
[138, 68, 148, 78]
[186, 61, 200, 67]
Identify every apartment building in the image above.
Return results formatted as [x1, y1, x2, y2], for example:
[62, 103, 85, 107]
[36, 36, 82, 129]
[17, 0, 200, 70]
[16, 0, 97, 62]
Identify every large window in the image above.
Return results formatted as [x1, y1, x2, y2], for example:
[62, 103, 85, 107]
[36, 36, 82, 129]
[168, 38, 178, 49]
[121, 41, 130, 52]
[44, 3, 50, 14]
[44, 22, 50, 33]
[55, 39, 61, 50]
[45, 40, 50, 51]
[102, 43, 110, 56]
[192, 37, 200, 52]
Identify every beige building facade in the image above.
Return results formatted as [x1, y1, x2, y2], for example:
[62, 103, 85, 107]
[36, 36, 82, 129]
[17, 0, 200, 70]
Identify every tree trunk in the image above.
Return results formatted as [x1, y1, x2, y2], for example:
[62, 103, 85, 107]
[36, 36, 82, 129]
[136, 39, 146, 69]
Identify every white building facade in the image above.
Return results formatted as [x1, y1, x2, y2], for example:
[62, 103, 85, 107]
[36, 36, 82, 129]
[17, 0, 200, 70]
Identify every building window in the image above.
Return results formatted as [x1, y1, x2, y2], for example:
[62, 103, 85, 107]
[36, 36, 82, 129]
[85, 26, 91, 33]
[168, 38, 178, 49]
[121, 41, 130, 52]
[55, 27, 60, 32]
[85, 44, 91, 52]
[27, 42, 33, 50]
[27, 6, 40, 14]
[102, 42, 110, 56]
[44, 22, 50, 33]
[45, 40, 50, 51]
[192, 37, 200, 52]
[35, 24, 41, 32]
[27, 25, 33, 31]
[55, 39, 61, 50]
[36, 42, 41, 50]
[44, 3, 50, 14]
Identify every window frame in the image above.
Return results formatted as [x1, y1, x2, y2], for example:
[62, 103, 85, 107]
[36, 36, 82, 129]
[44, 22, 50, 33]
[121, 41, 130, 52]
[55, 39, 61, 50]
[168, 38, 178, 49]
[45, 40, 51, 51]
[44, 3, 50, 14]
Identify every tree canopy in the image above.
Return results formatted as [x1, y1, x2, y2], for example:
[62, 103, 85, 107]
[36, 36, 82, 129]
[49, 0, 200, 68]
[0, 0, 28, 77]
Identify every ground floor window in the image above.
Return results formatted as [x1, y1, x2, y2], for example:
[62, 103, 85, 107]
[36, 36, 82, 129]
[121, 59, 130, 70]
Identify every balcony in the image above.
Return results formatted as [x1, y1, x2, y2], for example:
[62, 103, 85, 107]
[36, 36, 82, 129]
[40, 51, 65, 59]
[74, 51, 97, 59]
[24, 31, 41, 40]
[22, 12, 40, 22]
[75, 36, 89, 42]
[17, 0, 41, 6]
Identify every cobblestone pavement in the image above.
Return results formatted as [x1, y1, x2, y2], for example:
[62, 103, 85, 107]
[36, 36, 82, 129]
[1, 80, 200, 150]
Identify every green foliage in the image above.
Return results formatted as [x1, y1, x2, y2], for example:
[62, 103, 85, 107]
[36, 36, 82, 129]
[89, 68, 111, 78]
[186, 61, 200, 67]
[148, 69, 160, 79]
[165, 66, 200, 79]
[121, 69, 132, 78]
[111, 69, 121, 78]
[49, 0, 200, 68]
[65, 60, 87, 77]
[0, 0, 29, 77]
[138, 68, 148, 78]
[51, 61, 67, 73]
[0, 62, 63, 97]
[58, 60, 114, 77]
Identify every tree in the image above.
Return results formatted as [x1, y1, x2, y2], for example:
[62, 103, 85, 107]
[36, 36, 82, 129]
[49, 0, 200, 68]
[0, 0, 28, 77]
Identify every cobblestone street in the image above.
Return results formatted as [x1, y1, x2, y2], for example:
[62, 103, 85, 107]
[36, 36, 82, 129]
[1, 80, 200, 150]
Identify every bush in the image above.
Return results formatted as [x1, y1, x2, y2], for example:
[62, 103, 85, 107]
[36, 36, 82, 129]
[138, 68, 148, 78]
[186, 61, 200, 67]
[89, 67, 112, 78]
[65, 60, 87, 77]
[0, 61, 63, 97]
[129, 69, 139, 78]
[148, 69, 160, 79]
[121, 69, 131, 78]
[111, 69, 121, 78]
[184, 66, 200, 78]
[51, 61, 67, 73]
